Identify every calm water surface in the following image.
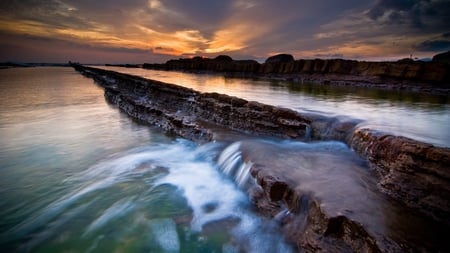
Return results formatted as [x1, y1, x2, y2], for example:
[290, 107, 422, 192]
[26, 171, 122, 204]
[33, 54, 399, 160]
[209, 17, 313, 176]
[100, 66, 450, 147]
[0, 67, 294, 252]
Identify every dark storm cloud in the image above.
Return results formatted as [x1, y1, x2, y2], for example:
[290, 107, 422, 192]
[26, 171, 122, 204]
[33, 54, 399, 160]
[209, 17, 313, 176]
[366, 0, 450, 31]
[417, 40, 450, 51]
[367, 0, 415, 19]
[0, 0, 92, 29]
[159, 0, 232, 25]
[221, 0, 372, 55]
[64, 0, 148, 28]
[416, 32, 450, 52]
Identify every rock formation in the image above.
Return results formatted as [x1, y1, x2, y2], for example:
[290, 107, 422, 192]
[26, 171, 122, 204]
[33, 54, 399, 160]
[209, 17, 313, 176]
[214, 55, 233, 62]
[238, 140, 448, 252]
[143, 54, 450, 94]
[265, 53, 295, 63]
[350, 128, 450, 223]
[72, 64, 450, 252]
[432, 50, 450, 63]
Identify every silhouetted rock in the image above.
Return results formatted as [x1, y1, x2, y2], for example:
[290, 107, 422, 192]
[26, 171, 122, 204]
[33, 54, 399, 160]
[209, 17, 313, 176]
[265, 54, 295, 63]
[432, 50, 450, 63]
[105, 63, 141, 68]
[397, 58, 415, 63]
[143, 56, 450, 93]
[214, 55, 233, 61]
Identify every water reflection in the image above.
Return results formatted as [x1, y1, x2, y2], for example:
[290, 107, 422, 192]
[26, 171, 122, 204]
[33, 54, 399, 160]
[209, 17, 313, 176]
[285, 81, 450, 107]
[98, 66, 450, 147]
[0, 67, 294, 252]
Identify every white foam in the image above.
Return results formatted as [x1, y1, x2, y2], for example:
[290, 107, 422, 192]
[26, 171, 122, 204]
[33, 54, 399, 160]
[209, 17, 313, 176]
[13, 139, 293, 252]
[217, 141, 242, 175]
[156, 159, 246, 232]
[235, 161, 253, 187]
[153, 141, 293, 253]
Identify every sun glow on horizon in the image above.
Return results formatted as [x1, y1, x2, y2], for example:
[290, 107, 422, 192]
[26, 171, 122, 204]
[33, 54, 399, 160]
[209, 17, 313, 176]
[0, 0, 447, 63]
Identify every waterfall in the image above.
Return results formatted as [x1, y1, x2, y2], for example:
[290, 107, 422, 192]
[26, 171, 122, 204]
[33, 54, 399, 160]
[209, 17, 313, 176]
[217, 142, 253, 188]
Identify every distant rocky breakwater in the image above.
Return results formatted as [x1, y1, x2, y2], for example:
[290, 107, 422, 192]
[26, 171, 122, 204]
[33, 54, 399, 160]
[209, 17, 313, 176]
[73, 64, 449, 252]
[143, 53, 450, 95]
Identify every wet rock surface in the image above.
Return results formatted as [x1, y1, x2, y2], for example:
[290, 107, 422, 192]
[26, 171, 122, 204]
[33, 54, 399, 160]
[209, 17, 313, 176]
[73, 64, 450, 252]
[240, 140, 448, 252]
[74, 65, 312, 141]
[350, 128, 450, 224]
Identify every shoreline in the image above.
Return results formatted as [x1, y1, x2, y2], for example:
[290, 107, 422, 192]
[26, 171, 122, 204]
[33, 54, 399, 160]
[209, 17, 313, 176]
[142, 55, 450, 96]
[73, 64, 450, 252]
[150, 68, 450, 96]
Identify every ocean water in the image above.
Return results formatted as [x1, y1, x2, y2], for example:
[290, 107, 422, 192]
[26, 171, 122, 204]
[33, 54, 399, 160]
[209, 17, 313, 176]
[100, 66, 450, 147]
[0, 67, 293, 253]
[1, 66, 448, 253]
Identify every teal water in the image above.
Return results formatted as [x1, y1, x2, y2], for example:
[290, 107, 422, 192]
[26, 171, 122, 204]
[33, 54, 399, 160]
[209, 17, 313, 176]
[99, 66, 450, 147]
[0, 67, 294, 253]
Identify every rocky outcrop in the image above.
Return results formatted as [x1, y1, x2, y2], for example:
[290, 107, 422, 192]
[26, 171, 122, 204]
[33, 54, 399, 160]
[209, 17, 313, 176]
[350, 128, 450, 224]
[248, 164, 393, 252]
[432, 50, 450, 63]
[143, 57, 260, 73]
[232, 139, 448, 252]
[213, 55, 233, 62]
[74, 65, 312, 141]
[73, 64, 450, 252]
[265, 54, 295, 63]
[143, 55, 450, 94]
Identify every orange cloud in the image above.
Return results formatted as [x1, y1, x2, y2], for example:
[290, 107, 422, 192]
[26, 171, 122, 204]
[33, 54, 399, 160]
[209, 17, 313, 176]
[205, 25, 251, 53]
[136, 25, 208, 55]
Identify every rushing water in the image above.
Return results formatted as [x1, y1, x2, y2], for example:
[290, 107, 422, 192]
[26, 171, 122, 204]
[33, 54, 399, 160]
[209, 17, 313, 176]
[99, 66, 450, 147]
[1, 66, 448, 252]
[0, 67, 294, 252]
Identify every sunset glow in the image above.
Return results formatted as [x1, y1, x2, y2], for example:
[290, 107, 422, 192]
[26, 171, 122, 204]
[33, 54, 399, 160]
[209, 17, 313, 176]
[0, 0, 449, 63]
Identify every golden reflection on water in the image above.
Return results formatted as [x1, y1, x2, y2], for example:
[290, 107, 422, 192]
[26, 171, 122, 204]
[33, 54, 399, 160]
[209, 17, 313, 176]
[98, 66, 450, 147]
[0, 67, 156, 167]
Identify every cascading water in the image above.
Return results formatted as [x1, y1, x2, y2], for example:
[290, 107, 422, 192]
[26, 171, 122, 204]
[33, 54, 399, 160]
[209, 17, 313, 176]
[216, 141, 254, 188]
[3, 139, 293, 253]
[2, 67, 448, 252]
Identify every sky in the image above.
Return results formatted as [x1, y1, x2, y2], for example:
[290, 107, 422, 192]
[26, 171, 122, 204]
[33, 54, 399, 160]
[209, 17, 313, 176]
[0, 0, 449, 63]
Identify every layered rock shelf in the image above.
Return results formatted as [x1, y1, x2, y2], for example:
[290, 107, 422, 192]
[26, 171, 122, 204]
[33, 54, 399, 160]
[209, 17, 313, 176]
[73, 64, 450, 252]
[143, 55, 450, 94]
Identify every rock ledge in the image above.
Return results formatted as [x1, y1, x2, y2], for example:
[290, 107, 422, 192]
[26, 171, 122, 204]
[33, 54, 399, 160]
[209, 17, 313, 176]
[73, 64, 450, 252]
